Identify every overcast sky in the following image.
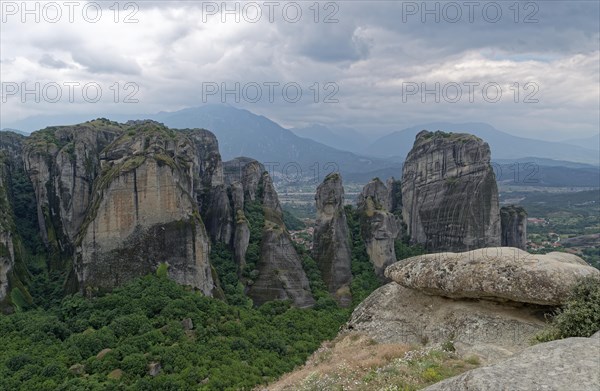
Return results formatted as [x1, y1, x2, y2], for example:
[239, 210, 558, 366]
[1, 0, 599, 140]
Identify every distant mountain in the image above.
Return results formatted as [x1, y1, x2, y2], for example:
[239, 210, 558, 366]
[493, 157, 597, 170]
[0, 128, 29, 136]
[562, 134, 600, 150]
[494, 163, 599, 188]
[364, 122, 600, 165]
[290, 124, 369, 154]
[149, 105, 401, 180]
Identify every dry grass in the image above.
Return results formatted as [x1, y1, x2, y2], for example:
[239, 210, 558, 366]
[259, 332, 480, 391]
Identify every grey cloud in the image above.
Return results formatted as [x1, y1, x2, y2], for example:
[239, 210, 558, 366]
[39, 54, 72, 69]
[71, 51, 142, 75]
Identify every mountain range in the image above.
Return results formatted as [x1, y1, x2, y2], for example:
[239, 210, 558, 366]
[3, 106, 599, 185]
[363, 122, 599, 165]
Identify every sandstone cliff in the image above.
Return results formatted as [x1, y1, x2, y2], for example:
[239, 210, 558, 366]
[401, 130, 501, 251]
[0, 132, 32, 311]
[357, 178, 401, 279]
[500, 205, 527, 249]
[313, 173, 352, 306]
[0, 153, 17, 306]
[227, 161, 314, 307]
[74, 121, 215, 295]
[23, 120, 123, 270]
[3, 120, 322, 308]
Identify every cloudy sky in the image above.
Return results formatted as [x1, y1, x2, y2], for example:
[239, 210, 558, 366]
[1, 0, 599, 140]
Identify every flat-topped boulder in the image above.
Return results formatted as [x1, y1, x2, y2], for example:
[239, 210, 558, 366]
[385, 247, 600, 305]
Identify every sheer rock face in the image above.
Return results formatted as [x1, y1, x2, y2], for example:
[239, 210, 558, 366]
[23, 122, 122, 270]
[500, 205, 527, 250]
[222, 158, 314, 307]
[247, 172, 314, 308]
[0, 161, 15, 304]
[223, 158, 264, 269]
[357, 178, 401, 279]
[0, 132, 30, 310]
[5, 122, 315, 307]
[385, 247, 600, 306]
[313, 173, 352, 306]
[190, 130, 232, 245]
[401, 130, 501, 251]
[74, 123, 215, 295]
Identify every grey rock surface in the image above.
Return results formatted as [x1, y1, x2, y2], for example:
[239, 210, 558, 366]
[313, 173, 353, 306]
[385, 247, 600, 305]
[347, 282, 546, 363]
[357, 178, 401, 279]
[247, 172, 314, 307]
[401, 130, 501, 251]
[501, 205, 528, 250]
[423, 335, 600, 391]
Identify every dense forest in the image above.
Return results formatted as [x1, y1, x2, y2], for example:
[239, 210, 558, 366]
[0, 181, 424, 390]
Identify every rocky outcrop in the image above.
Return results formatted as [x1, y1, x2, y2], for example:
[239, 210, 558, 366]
[357, 178, 401, 279]
[3, 121, 319, 307]
[189, 130, 233, 245]
[401, 130, 501, 251]
[23, 120, 123, 270]
[246, 171, 314, 307]
[0, 172, 15, 304]
[0, 132, 31, 311]
[347, 282, 546, 363]
[74, 121, 215, 295]
[500, 205, 527, 249]
[221, 157, 314, 306]
[423, 335, 600, 390]
[385, 247, 600, 305]
[223, 157, 265, 270]
[313, 173, 352, 306]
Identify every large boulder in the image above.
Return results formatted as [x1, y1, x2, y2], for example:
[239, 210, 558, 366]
[423, 335, 600, 391]
[346, 283, 546, 363]
[385, 247, 600, 305]
[401, 130, 501, 251]
[313, 173, 353, 306]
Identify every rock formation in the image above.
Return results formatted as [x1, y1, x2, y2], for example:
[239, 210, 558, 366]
[0, 155, 16, 305]
[23, 120, 123, 270]
[74, 121, 215, 295]
[356, 178, 401, 279]
[401, 130, 501, 251]
[385, 247, 599, 305]
[347, 282, 546, 363]
[0, 132, 31, 311]
[500, 205, 527, 249]
[246, 171, 315, 307]
[348, 245, 599, 363]
[423, 334, 600, 390]
[5, 119, 316, 308]
[313, 173, 352, 306]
